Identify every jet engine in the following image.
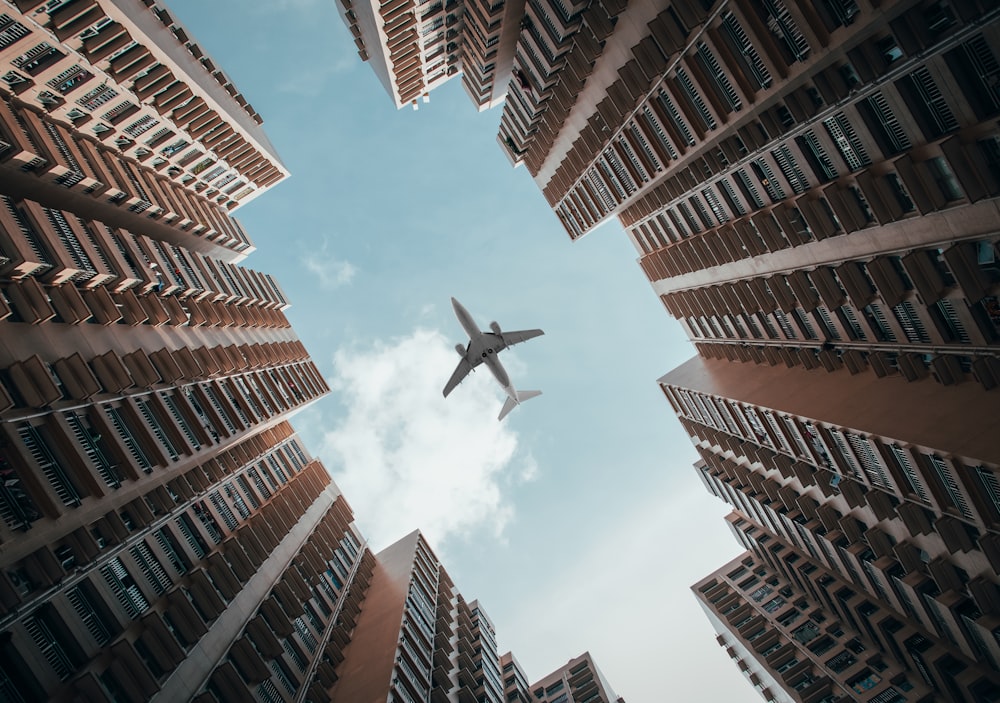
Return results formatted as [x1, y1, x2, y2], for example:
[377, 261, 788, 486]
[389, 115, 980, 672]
[455, 344, 466, 356]
[489, 321, 501, 334]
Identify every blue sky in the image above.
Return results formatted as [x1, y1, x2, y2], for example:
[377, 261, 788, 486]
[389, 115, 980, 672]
[168, 1, 753, 699]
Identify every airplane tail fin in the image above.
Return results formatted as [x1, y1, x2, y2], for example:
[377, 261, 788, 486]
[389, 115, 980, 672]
[498, 390, 542, 421]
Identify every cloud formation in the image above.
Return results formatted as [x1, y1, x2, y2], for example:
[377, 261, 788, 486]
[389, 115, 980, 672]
[301, 241, 356, 289]
[318, 329, 536, 551]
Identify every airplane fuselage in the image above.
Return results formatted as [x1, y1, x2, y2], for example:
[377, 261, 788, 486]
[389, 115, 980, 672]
[452, 298, 515, 399]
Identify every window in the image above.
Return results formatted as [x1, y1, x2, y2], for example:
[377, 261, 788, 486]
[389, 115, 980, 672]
[720, 13, 771, 89]
[675, 68, 716, 132]
[944, 35, 1000, 119]
[823, 113, 871, 171]
[759, 0, 810, 62]
[927, 454, 973, 519]
[771, 144, 809, 194]
[750, 159, 785, 203]
[656, 90, 695, 147]
[17, 423, 82, 507]
[925, 156, 963, 202]
[695, 42, 742, 112]
[898, 67, 959, 138]
[101, 557, 150, 618]
[859, 92, 911, 155]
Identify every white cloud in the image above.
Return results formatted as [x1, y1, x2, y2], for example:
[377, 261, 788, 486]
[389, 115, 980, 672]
[301, 241, 356, 289]
[500, 480, 751, 702]
[317, 329, 536, 551]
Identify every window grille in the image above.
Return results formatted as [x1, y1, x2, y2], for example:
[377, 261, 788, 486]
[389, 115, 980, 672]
[44, 207, 95, 278]
[105, 406, 153, 471]
[66, 586, 112, 645]
[161, 392, 200, 450]
[829, 428, 861, 478]
[656, 90, 695, 146]
[889, 445, 930, 502]
[846, 434, 895, 490]
[823, 113, 871, 171]
[130, 541, 172, 595]
[208, 490, 239, 531]
[24, 613, 75, 680]
[865, 92, 910, 154]
[734, 169, 764, 209]
[928, 454, 973, 519]
[720, 12, 771, 89]
[762, 0, 809, 61]
[17, 423, 81, 506]
[101, 557, 149, 618]
[696, 42, 742, 112]
[892, 300, 931, 343]
[640, 107, 677, 161]
[676, 68, 716, 131]
[771, 144, 809, 194]
[136, 398, 179, 461]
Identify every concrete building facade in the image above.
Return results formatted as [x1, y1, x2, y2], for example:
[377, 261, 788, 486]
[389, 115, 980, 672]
[524, 651, 624, 703]
[334, 0, 525, 111]
[330, 530, 507, 703]
[665, 355, 1000, 702]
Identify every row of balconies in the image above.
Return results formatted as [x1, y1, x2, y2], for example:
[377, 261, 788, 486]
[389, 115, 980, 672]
[713, 464, 1000, 680]
[0, 1, 279, 205]
[683, 387, 1000, 545]
[743, 533, 971, 700]
[545, 0, 762, 212]
[0, 449, 332, 699]
[0, 371, 320, 537]
[184, 476, 371, 700]
[2, 284, 288, 346]
[497, 0, 598, 165]
[635, 135, 1000, 287]
[500, 0, 608, 173]
[662, 233, 999, 345]
[624, 20, 1000, 230]
[0, 94, 256, 258]
[559, 5, 1000, 239]
[538, 4, 694, 198]
[0, 334, 315, 415]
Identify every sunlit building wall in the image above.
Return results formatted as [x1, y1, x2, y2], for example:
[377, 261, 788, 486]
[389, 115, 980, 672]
[527, 651, 625, 703]
[329, 530, 502, 702]
[501, 651, 533, 703]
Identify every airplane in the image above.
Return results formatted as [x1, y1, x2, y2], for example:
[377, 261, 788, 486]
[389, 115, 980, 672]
[443, 297, 544, 420]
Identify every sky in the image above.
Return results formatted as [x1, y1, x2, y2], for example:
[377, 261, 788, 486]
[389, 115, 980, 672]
[167, 1, 754, 700]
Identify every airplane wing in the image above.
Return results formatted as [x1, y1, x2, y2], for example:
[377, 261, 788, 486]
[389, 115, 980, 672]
[499, 329, 544, 348]
[442, 357, 475, 397]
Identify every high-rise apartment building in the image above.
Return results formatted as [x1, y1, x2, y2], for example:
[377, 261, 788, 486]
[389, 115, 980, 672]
[0, 2, 370, 701]
[665, 353, 1000, 702]
[693, 550, 942, 703]
[329, 530, 507, 702]
[522, 651, 625, 703]
[500, 651, 626, 703]
[335, 0, 525, 110]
